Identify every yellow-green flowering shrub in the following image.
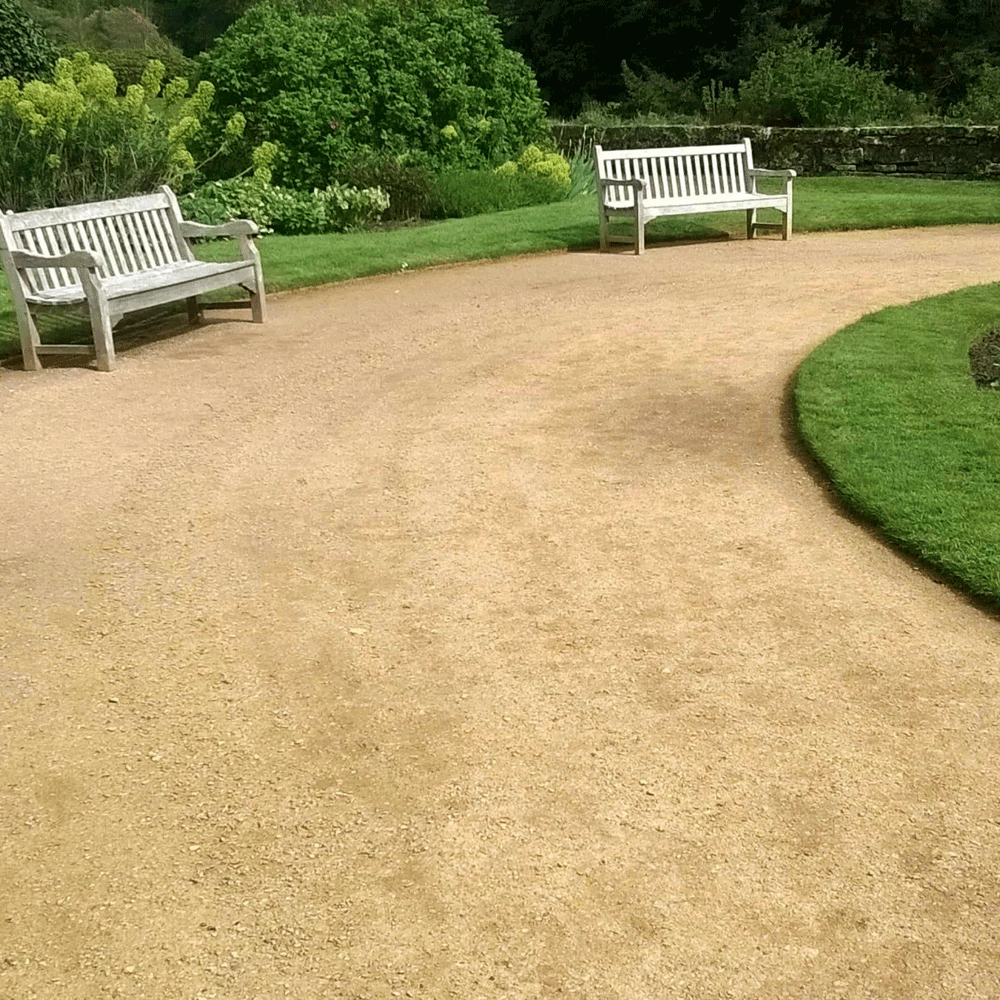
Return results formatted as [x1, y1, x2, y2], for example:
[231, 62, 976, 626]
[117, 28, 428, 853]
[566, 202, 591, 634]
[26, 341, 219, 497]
[0, 54, 246, 212]
[493, 145, 572, 192]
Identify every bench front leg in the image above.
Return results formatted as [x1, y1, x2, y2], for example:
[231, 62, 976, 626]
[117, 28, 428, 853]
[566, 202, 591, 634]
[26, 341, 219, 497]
[239, 234, 267, 323]
[79, 269, 116, 372]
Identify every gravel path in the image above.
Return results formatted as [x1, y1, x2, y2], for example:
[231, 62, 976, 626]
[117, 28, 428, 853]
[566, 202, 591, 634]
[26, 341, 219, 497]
[3, 226, 1000, 1000]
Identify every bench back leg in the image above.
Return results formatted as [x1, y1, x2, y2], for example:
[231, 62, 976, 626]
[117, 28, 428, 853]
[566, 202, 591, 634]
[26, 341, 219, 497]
[746, 208, 756, 239]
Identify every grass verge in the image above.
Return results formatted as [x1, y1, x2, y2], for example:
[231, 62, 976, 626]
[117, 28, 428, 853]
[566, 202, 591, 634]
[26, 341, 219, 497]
[795, 282, 1000, 604]
[3, 175, 1000, 359]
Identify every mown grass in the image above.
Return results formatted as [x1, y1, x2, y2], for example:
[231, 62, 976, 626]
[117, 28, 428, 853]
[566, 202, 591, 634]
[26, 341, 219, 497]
[795, 283, 1000, 604]
[4, 175, 1000, 359]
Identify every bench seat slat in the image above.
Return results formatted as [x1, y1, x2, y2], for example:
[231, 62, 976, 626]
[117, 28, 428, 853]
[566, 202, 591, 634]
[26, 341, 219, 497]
[22, 259, 255, 305]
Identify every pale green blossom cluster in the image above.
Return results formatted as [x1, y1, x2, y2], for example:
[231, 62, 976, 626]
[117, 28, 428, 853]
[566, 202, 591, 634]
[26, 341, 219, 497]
[0, 53, 256, 211]
[494, 144, 572, 189]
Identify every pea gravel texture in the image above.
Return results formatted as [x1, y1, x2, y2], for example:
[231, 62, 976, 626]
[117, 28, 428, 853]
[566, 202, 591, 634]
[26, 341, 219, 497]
[3, 225, 1000, 1000]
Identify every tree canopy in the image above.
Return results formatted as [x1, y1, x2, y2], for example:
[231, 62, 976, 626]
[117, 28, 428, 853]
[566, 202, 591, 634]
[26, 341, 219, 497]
[12, 0, 1000, 116]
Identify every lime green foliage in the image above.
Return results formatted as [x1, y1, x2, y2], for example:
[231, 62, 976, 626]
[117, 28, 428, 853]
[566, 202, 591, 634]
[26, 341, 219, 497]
[184, 178, 389, 234]
[74, 47, 194, 96]
[494, 145, 572, 195]
[0, 52, 258, 210]
[795, 284, 1000, 603]
[195, 0, 549, 191]
[738, 30, 923, 126]
[951, 63, 1000, 123]
[0, 0, 59, 83]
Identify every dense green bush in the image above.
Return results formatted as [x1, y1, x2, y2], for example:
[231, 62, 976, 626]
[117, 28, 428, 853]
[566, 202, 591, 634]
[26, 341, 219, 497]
[0, 54, 218, 210]
[427, 166, 569, 218]
[618, 62, 702, 121]
[183, 177, 390, 234]
[334, 151, 435, 222]
[0, 0, 59, 83]
[737, 31, 923, 126]
[951, 63, 1000, 123]
[195, 0, 549, 190]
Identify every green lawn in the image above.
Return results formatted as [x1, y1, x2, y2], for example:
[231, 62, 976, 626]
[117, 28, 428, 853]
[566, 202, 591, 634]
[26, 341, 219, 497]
[795, 284, 1000, 604]
[5, 175, 1000, 359]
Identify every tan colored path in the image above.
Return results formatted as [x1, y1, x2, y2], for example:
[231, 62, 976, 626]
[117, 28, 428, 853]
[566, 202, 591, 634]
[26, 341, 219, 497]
[3, 226, 1000, 1000]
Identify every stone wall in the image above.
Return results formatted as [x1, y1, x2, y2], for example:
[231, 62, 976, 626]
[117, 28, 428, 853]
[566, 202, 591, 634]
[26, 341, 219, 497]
[551, 124, 1000, 179]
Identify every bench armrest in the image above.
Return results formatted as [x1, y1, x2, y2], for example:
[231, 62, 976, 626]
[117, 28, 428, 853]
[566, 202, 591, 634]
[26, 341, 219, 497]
[599, 177, 645, 191]
[10, 248, 104, 271]
[179, 219, 260, 240]
[748, 168, 796, 179]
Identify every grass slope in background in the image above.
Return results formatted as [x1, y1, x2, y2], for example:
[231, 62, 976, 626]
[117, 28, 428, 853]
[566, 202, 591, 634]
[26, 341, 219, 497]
[4, 176, 1000, 358]
[795, 283, 1000, 604]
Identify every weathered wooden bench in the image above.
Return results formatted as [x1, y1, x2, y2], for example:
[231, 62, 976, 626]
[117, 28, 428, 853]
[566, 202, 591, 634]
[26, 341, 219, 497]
[594, 138, 795, 254]
[0, 185, 266, 372]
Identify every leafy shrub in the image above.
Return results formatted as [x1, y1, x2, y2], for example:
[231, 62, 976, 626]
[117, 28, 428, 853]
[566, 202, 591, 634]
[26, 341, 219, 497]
[737, 30, 923, 126]
[951, 63, 1000, 123]
[0, 0, 59, 83]
[494, 145, 572, 193]
[334, 151, 435, 221]
[59, 6, 173, 50]
[427, 167, 568, 218]
[75, 46, 195, 95]
[619, 62, 702, 121]
[0, 53, 225, 211]
[183, 178, 389, 234]
[564, 145, 596, 198]
[701, 80, 739, 124]
[195, 0, 550, 190]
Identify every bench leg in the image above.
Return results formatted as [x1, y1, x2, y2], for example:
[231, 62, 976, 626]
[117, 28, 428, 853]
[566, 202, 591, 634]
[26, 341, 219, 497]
[187, 296, 202, 325]
[746, 208, 756, 239]
[598, 207, 609, 252]
[15, 305, 43, 371]
[239, 235, 268, 323]
[634, 210, 644, 255]
[81, 272, 116, 372]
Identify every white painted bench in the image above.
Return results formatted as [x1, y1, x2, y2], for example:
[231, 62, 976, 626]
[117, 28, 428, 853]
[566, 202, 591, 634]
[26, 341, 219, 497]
[594, 138, 795, 254]
[0, 185, 266, 372]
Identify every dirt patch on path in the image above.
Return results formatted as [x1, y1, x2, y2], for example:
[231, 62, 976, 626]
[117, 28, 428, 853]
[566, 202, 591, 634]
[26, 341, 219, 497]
[3, 226, 1000, 1000]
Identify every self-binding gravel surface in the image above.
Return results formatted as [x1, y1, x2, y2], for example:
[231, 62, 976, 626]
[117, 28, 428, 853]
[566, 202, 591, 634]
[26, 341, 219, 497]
[3, 226, 1000, 1000]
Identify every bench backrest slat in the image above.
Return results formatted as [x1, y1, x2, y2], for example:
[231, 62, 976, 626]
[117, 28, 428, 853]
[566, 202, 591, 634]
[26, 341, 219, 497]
[0, 189, 191, 297]
[595, 140, 758, 208]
